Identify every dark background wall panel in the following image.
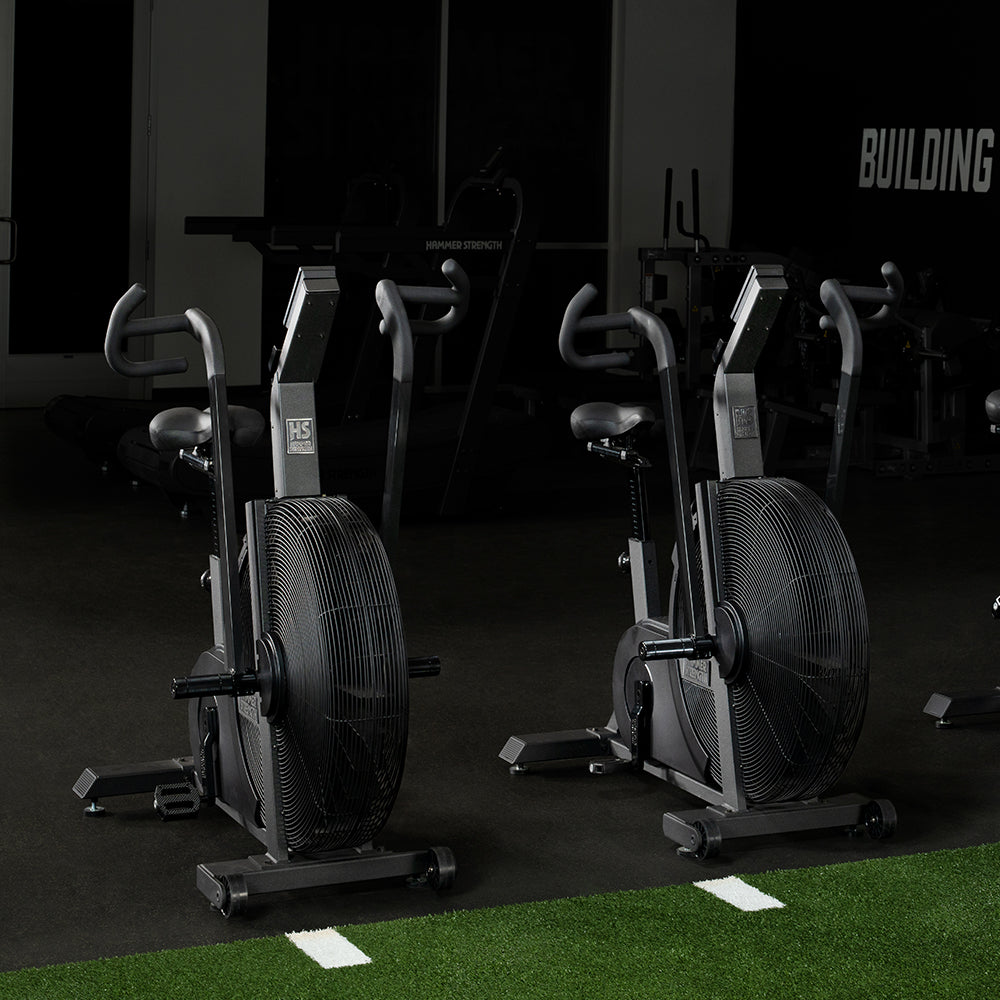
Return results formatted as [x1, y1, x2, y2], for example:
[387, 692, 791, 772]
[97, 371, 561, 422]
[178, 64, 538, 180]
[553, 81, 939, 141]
[731, 2, 999, 316]
[446, 0, 612, 243]
[264, 1, 440, 225]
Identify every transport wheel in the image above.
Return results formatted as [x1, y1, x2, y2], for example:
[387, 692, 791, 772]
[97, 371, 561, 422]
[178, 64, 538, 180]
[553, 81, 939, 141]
[218, 873, 249, 918]
[863, 798, 897, 840]
[427, 846, 457, 890]
[690, 819, 722, 860]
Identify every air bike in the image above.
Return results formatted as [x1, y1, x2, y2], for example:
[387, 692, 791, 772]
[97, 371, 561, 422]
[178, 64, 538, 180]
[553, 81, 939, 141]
[501, 262, 903, 859]
[73, 259, 469, 914]
[923, 385, 1000, 726]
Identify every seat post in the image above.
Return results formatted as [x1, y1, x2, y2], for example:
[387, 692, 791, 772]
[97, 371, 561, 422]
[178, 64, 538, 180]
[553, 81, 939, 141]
[624, 450, 660, 620]
[587, 433, 653, 541]
[628, 455, 652, 543]
[588, 435, 660, 621]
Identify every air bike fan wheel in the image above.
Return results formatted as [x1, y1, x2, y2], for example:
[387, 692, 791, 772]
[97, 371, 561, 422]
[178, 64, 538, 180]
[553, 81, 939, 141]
[227, 495, 409, 856]
[185, 496, 456, 918]
[664, 477, 869, 805]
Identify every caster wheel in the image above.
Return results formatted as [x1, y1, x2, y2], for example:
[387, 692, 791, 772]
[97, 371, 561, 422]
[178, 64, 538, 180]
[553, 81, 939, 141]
[692, 819, 722, 860]
[427, 846, 457, 890]
[863, 798, 897, 841]
[679, 819, 721, 860]
[217, 873, 249, 918]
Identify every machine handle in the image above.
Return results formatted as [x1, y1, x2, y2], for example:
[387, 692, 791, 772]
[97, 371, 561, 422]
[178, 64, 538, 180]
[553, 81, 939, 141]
[815, 261, 903, 518]
[0, 216, 16, 265]
[818, 260, 904, 375]
[375, 259, 470, 382]
[674, 168, 710, 251]
[558, 283, 678, 374]
[661, 168, 673, 246]
[393, 257, 470, 334]
[836, 259, 904, 327]
[558, 284, 632, 370]
[106, 283, 227, 380]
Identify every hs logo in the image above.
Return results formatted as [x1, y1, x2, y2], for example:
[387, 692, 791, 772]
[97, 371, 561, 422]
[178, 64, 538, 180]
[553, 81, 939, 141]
[286, 417, 315, 455]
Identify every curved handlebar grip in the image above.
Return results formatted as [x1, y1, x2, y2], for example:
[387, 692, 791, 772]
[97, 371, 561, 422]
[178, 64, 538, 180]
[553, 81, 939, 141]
[559, 284, 677, 374]
[376, 259, 471, 383]
[558, 284, 633, 371]
[396, 258, 471, 335]
[819, 260, 904, 331]
[842, 260, 904, 318]
[374, 279, 414, 384]
[627, 306, 677, 372]
[819, 261, 904, 376]
[105, 283, 191, 379]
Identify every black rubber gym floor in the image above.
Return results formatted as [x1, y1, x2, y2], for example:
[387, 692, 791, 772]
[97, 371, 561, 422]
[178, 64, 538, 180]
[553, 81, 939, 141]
[3, 405, 999, 972]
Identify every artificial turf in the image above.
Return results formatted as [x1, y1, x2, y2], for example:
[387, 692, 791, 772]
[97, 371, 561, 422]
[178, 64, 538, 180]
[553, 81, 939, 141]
[3, 841, 997, 999]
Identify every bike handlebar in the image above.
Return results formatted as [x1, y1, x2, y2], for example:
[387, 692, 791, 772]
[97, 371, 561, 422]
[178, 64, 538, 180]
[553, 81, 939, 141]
[558, 283, 677, 374]
[819, 261, 904, 374]
[386, 257, 470, 332]
[106, 283, 226, 380]
[376, 258, 470, 382]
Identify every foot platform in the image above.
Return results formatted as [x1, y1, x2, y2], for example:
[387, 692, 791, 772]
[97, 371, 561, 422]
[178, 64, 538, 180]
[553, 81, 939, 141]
[923, 688, 1000, 725]
[72, 758, 196, 813]
[499, 729, 612, 770]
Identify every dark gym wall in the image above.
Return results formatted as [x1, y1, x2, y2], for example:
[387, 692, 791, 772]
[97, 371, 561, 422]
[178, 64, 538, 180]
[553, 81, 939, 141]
[262, 1, 612, 390]
[731, 2, 998, 316]
[445, 0, 612, 389]
[264, 2, 439, 226]
[261, 2, 440, 390]
[265, 0, 611, 237]
[446, 0, 611, 244]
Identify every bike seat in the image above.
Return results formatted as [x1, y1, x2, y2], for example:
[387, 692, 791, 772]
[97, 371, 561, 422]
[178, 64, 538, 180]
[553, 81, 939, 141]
[149, 406, 266, 451]
[986, 389, 1000, 426]
[569, 401, 655, 442]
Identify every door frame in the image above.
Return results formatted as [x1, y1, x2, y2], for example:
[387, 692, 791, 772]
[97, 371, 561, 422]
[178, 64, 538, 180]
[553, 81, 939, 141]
[0, 0, 152, 407]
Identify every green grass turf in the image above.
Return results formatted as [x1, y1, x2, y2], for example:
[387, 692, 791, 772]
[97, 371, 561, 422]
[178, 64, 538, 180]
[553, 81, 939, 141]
[3, 842, 998, 999]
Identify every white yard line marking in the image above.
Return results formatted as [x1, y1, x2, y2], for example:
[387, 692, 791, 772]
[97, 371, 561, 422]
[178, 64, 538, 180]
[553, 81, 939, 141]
[286, 927, 372, 969]
[693, 876, 785, 911]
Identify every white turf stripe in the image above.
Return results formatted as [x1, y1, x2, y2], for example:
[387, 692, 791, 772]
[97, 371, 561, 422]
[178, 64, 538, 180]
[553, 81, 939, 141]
[693, 876, 785, 911]
[286, 927, 372, 969]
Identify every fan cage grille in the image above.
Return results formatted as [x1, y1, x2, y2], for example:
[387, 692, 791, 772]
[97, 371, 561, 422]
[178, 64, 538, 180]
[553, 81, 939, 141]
[237, 495, 408, 854]
[674, 477, 869, 804]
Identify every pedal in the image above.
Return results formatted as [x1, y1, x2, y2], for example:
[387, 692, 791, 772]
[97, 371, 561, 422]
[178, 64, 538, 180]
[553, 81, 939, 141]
[588, 757, 630, 775]
[153, 781, 201, 820]
[407, 655, 441, 678]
